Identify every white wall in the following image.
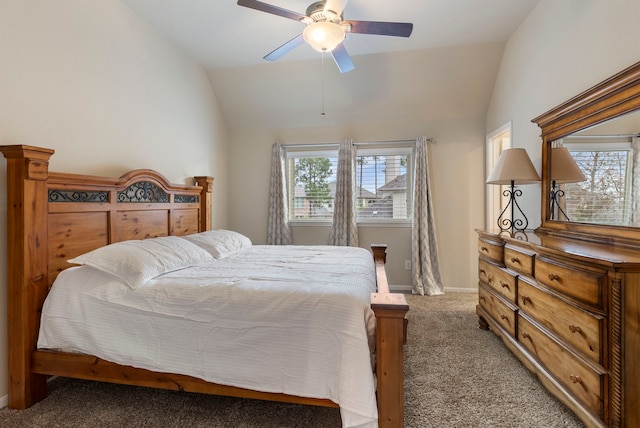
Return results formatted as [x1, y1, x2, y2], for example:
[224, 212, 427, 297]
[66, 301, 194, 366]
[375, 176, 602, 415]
[225, 117, 486, 290]
[5, 0, 639, 410]
[0, 0, 228, 402]
[215, 43, 502, 291]
[486, 0, 640, 224]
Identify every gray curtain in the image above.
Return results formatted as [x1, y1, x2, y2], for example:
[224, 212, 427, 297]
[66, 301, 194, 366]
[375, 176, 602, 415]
[267, 143, 292, 245]
[412, 136, 444, 295]
[328, 139, 358, 246]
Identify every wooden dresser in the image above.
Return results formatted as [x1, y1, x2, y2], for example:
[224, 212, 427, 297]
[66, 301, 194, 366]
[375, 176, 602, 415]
[475, 229, 640, 428]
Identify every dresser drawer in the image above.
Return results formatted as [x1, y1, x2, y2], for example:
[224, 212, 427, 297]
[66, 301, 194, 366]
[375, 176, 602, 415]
[535, 257, 604, 308]
[478, 284, 516, 336]
[518, 314, 605, 418]
[518, 278, 604, 364]
[478, 238, 503, 264]
[478, 258, 517, 303]
[504, 245, 534, 276]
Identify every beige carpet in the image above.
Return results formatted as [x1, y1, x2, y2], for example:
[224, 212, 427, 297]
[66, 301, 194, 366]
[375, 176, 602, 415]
[0, 293, 584, 427]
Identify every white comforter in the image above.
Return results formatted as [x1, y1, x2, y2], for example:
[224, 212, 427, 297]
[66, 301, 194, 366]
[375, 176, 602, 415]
[38, 245, 379, 428]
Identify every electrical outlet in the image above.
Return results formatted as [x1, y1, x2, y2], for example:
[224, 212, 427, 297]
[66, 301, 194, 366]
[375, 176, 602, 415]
[404, 260, 411, 270]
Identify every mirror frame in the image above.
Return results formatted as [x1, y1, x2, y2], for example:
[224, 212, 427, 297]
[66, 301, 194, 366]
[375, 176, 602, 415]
[532, 60, 640, 246]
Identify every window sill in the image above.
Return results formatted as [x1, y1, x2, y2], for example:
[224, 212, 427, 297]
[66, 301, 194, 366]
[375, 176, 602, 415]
[357, 220, 412, 228]
[289, 220, 412, 228]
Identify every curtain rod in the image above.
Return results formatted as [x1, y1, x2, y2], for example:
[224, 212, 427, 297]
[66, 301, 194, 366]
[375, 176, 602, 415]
[282, 143, 339, 150]
[281, 138, 432, 150]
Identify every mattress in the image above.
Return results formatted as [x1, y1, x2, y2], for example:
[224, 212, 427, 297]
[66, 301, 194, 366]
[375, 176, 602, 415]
[38, 245, 379, 428]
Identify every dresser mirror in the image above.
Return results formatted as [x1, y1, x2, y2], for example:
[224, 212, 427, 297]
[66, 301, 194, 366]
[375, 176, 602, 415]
[550, 108, 640, 227]
[532, 60, 640, 245]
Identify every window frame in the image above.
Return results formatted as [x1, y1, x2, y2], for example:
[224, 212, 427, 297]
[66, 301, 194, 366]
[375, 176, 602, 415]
[286, 148, 338, 223]
[485, 122, 512, 230]
[355, 145, 414, 225]
[561, 139, 634, 225]
[285, 143, 414, 225]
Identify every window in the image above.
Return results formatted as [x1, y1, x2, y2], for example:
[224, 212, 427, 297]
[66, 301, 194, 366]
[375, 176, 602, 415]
[562, 140, 633, 225]
[286, 143, 414, 222]
[486, 123, 512, 229]
[355, 147, 412, 221]
[293, 197, 305, 209]
[287, 151, 338, 220]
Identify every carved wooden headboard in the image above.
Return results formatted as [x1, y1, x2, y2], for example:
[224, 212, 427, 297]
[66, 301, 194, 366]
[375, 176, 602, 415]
[1, 144, 214, 407]
[45, 167, 213, 286]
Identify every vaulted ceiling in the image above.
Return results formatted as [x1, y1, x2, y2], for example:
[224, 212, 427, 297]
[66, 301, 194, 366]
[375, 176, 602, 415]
[121, 0, 540, 132]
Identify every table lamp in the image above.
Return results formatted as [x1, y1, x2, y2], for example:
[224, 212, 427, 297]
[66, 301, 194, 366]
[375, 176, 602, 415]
[550, 147, 586, 221]
[486, 148, 541, 233]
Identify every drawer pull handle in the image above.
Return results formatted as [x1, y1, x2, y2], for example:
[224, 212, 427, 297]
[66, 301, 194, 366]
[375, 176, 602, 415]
[500, 314, 509, 322]
[510, 257, 521, 264]
[521, 295, 531, 305]
[521, 332, 531, 340]
[548, 273, 560, 281]
[479, 268, 486, 275]
[569, 325, 583, 334]
[481, 246, 489, 253]
[500, 282, 510, 290]
[569, 374, 583, 385]
[479, 296, 486, 303]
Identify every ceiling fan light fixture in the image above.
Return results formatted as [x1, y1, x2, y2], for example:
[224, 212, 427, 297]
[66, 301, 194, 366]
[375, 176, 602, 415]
[303, 21, 345, 52]
[237, 0, 414, 72]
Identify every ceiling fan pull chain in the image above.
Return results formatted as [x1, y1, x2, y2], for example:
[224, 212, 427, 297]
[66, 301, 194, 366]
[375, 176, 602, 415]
[321, 52, 325, 116]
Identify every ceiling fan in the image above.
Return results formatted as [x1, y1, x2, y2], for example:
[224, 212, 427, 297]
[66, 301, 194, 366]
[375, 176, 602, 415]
[237, 0, 413, 73]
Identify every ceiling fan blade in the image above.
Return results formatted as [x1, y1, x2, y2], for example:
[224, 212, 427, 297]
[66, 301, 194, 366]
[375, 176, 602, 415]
[324, 0, 349, 16]
[237, 0, 307, 22]
[264, 34, 305, 61]
[330, 43, 355, 73]
[346, 20, 413, 38]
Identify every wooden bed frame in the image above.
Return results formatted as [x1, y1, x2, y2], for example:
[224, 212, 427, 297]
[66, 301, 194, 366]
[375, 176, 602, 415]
[1, 145, 409, 427]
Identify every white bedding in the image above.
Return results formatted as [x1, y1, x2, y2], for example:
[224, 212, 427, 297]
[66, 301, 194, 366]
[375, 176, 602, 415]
[38, 245, 379, 428]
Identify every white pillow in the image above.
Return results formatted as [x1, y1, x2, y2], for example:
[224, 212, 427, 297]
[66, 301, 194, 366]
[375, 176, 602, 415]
[67, 236, 214, 289]
[181, 229, 252, 258]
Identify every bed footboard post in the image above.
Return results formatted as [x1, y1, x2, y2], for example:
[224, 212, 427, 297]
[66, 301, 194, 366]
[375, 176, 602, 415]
[1, 145, 54, 409]
[370, 244, 409, 428]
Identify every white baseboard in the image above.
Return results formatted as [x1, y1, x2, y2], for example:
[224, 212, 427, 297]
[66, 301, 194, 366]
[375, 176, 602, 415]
[389, 284, 412, 293]
[0, 376, 58, 409]
[444, 287, 477, 293]
[389, 285, 477, 294]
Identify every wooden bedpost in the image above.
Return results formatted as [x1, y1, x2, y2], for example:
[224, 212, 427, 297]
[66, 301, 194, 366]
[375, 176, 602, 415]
[370, 244, 409, 428]
[194, 176, 214, 232]
[1, 145, 54, 409]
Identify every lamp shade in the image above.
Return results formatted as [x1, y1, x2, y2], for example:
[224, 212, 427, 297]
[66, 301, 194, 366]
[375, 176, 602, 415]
[551, 147, 586, 184]
[303, 21, 345, 52]
[486, 148, 540, 185]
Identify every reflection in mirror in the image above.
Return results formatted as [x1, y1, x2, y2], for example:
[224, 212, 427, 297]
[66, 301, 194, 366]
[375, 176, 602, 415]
[550, 110, 640, 226]
[549, 147, 586, 221]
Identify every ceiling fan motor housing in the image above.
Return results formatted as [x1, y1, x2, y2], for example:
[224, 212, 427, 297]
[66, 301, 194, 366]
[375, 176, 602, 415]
[306, 1, 342, 23]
